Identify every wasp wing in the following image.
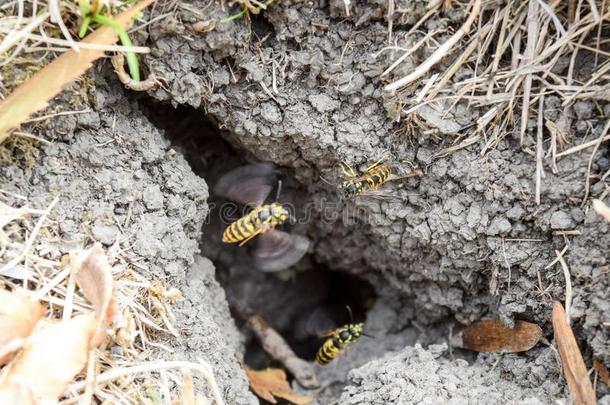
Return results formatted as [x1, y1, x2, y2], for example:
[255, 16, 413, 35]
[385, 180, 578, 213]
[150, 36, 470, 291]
[251, 230, 310, 272]
[353, 188, 407, 202]
[294, 307, 337, 340]
[214, 163, 276, 207]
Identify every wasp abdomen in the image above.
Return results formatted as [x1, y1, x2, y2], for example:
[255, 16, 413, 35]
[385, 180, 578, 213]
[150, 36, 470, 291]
[316, 338, 341, 365]
[315, 323, 364, 365]
[222, 203, 288, 244]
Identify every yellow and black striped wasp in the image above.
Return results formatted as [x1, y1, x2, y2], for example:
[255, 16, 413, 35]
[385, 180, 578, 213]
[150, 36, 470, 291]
[315, 306, 372, 365]
[322, 154, 418, 202]
[214, 163, 310, 272]
[337, 155, 395, 200]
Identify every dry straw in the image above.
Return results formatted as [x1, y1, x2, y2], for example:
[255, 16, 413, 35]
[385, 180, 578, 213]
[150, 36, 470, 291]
[0, 195, 225, 403]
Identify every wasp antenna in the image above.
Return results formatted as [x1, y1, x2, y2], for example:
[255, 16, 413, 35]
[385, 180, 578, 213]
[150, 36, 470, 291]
[345, 305, 354, 324]
[275, 180, 283, 201]
[361, 332, 375, 339]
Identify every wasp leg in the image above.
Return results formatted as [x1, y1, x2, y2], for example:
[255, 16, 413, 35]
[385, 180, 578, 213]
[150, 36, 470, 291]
[340, 161, 357, 178]
[364, 154, 390, 174]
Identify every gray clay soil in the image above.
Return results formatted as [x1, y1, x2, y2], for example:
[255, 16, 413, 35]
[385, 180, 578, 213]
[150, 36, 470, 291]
[2, 0, 610, 404]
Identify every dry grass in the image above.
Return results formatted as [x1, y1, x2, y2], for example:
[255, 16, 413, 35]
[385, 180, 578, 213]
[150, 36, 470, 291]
[383, 0, 610, 170]
[0, 194, 224, 404]
[0, 0, 152, 108]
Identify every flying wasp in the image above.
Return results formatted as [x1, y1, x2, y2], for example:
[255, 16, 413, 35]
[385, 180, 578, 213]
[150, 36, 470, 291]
[315, 306, 372, 365]
[214, 163, 310, 272]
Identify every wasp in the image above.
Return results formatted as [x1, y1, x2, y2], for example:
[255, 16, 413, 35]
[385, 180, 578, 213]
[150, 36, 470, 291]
[214, 163, 310, 272]
[321, 155, 403, 201]
[222, 202, 289, 245]
[338, 155, 394, 199]
[315, 306, 372, 365]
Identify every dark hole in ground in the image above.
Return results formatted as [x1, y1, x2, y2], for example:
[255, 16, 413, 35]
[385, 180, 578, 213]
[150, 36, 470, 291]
[139, 100, 377, 365]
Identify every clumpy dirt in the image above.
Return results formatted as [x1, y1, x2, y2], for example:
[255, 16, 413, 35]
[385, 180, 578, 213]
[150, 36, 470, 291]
[140, 0, 609, 402]
[338, 343, 561, 404]
[0, 75, 255, 403]
[4, 0, 610, 403]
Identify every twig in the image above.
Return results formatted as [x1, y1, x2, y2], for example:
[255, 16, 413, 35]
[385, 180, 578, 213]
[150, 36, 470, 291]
[535, 95, 544, 204]
[384, 0, 482, 92]
[552, 302, 595, 405]
[581, 119, 610, 206]
[520, 0, 540, 144]
[246, 315, 319, 388]
[555, 250, 572, 325]
[544, 244, 568, 269]
[48, 0, 79, 52]
[556, 133, 610, 157]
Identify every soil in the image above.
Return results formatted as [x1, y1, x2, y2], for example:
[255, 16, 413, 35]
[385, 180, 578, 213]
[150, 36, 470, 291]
[3, 0, 610, 404]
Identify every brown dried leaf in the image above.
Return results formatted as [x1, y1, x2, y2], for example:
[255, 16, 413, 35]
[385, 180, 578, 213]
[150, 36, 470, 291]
[0, 289, 45, 366]
[594, 359, 610, 387]
[0, 0, 155, 142]
[75, 243, 116, 346]
[461, 319, 543, 353]
[592, 199, 610, 223]
[0, 313, 96, 403]
[245, 367, 314, 405]
[552, 301, 595, 405]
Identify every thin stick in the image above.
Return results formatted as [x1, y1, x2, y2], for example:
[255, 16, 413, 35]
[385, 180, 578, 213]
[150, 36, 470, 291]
[246, 315, 319, 389]
[520, 0, 540, 144]
[48, 0, 79, 52]
[544, 244, 569, 269]
[0, 28, 151, 53]
[556, 133, 610, 157]
[0, 196, 59, 275]
[426, 26, 491, 102]
[384, 0, 482, 92]
[581, 119, 610, 206]
[381, 30, 438, 77]
[69, 360, 225, 405]
[555, 250, 572, 325]
[0, 11, 49, 55]
[535, 95, 544, 204]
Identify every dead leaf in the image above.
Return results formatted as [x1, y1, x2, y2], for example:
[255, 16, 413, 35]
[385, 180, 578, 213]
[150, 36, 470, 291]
[592, 199, 610, 223]
[0, 289, 44, 365]
[0, 313, 97, 403]
[460, 319, 542, 353]
[0, 0, 156, 142]
[74, 243, 116, 346]
[594, 358, 610, 387]
[552, 301, 595, 405]
[245, 367, 313, 405]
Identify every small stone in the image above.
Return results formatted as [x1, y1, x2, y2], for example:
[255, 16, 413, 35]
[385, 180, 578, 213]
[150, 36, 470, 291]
[143, 185, 164, 210]
[506, 205, 525, 220]
[487, 216, 512, 236]
[573, 101, 593, 120]
[550, 211, 574, 229]
[91, 220, 119, 245]
[308, 94, 340, 113]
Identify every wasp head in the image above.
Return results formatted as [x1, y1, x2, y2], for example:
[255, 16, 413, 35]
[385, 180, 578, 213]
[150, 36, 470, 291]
[269, 203, 289, 224]
[338, 181, 361, 200]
